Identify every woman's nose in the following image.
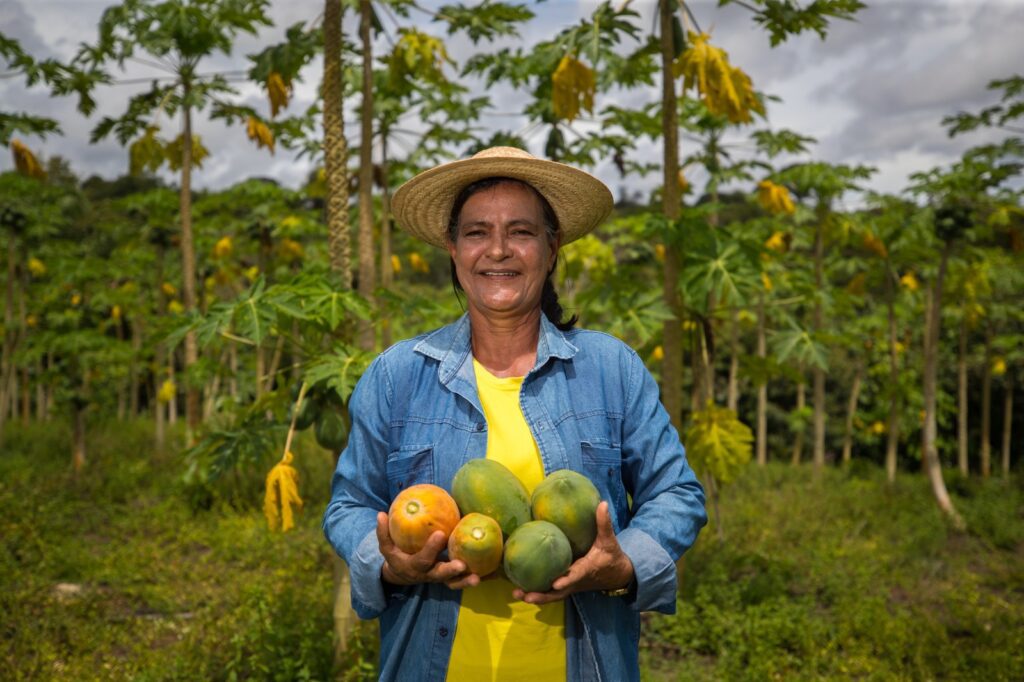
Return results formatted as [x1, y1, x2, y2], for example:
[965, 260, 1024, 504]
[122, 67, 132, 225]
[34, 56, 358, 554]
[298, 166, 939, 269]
[487, 232, 510, 258]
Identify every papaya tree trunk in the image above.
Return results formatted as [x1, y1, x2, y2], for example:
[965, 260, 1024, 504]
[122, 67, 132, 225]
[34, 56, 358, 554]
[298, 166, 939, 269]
[842, 363, 863, 465]
[130, 317, 142, 418]
[379, 135, 393, 349]
[792, 373, 805, 466]
[658, 0, 684, 433]
[325, 0, 356, 660]
[72, 404, 86, 474]
[957, 315, 969, 476]
[980, 324, 992, 478]
[727, 310, 739, 411]
[1002, 374, 1013, 477]
[324, 0, 351, 287]
[180, 96, 200, 439]
[812, 203, 826, 470]
[0, 232, 17, 438]
[35, 357, 45, 422]
[756, 294, 767, 466]
[885, 277, 901, 483]
[922, 245, 964, 528]
[357, 0, 376, 351]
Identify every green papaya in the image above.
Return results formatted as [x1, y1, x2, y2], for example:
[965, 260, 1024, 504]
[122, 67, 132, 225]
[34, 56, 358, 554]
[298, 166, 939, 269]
[531, 469, 601, 559]
[451, 459, 531, 538]
[503, 520, 572, 593]
[314, 406, 349, 452]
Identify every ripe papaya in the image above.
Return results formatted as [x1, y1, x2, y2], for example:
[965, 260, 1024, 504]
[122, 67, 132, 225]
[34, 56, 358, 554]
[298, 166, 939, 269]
[388, 483, 461, 554]
[451, 459, 531, 538]
[448, 512, 503, 578]
[503, 520, 572, 593]
[314, 406, 348, 452]
[531, 469, 601, 559]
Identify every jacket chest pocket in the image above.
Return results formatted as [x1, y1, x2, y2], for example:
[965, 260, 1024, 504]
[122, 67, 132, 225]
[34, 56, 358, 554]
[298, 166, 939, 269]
[386, 446, 434, 499]
[580, 442, 628, 529]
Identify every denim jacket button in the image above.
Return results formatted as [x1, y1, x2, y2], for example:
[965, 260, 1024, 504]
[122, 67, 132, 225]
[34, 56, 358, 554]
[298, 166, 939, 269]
[475, 422, 484, 432]
[439, 626, 449, 637]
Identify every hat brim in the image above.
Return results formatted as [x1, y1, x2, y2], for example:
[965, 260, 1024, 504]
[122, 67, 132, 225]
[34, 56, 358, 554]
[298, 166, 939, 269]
[391, 154, 614, 250]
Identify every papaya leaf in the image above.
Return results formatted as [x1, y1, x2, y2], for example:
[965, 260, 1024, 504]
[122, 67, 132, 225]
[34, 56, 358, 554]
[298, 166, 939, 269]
[684, 403, 753, 485]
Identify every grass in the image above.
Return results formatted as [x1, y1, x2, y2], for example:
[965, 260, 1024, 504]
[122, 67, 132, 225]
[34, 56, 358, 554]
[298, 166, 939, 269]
[2, 419, 1022, 680]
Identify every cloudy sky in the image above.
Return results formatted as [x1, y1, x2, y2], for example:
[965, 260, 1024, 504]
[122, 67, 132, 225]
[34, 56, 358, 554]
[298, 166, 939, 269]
[2, 0, 1022, 205]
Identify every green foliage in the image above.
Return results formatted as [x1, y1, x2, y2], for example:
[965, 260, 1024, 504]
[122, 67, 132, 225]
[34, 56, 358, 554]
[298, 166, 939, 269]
[721, 0, 866, 47]
[684, 404, 753, 485]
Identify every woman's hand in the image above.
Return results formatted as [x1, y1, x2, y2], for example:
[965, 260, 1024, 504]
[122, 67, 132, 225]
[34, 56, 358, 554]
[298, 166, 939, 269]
[375, 512, 482, 589]
[512, 501, 634, 605]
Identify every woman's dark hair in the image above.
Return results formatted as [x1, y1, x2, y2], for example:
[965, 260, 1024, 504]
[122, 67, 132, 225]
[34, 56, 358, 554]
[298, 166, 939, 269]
[446, 177, 577, 331]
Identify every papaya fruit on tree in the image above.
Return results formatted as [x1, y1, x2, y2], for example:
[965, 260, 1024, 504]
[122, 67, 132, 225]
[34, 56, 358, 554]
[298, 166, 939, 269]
[531, 469, 601, 559]
[314, 405, 348, 452]
[451, 458, 531, 538]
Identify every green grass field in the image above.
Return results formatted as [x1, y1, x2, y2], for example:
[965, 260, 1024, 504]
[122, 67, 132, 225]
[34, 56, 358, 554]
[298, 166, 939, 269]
[2, 421, 1022, 681]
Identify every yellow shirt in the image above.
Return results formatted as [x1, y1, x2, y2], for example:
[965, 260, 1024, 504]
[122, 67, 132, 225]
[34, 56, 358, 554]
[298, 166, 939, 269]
[445, 359, 567, 682]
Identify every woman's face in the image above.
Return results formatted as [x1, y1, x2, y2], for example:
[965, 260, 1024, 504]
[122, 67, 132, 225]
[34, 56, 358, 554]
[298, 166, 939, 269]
[447, 181, 558, 322]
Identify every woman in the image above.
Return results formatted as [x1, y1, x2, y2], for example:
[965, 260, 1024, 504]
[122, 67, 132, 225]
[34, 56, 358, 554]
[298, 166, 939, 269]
[323, 147, 707, 681]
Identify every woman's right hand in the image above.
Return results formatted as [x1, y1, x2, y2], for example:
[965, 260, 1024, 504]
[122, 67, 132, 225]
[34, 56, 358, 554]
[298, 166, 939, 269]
[376, 512, 481, 589]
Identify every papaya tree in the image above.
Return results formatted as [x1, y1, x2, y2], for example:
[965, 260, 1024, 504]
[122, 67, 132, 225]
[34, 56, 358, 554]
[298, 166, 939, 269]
[77, 0, 274, 437]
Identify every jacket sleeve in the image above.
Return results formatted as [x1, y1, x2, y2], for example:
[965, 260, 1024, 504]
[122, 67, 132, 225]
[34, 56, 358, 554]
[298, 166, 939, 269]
[616, 349, 707, 614]
[322, 353, 394, 619]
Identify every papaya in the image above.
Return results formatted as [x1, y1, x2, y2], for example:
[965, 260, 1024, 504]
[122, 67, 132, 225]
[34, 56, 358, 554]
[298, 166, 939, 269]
[314, 406, 348, 452]
[503, 520, 572, 593]
[448, 512, 503, 577]
[388, 483, 461, 554]
[531, 469, 601, 558]
[451, 459, 531, 538]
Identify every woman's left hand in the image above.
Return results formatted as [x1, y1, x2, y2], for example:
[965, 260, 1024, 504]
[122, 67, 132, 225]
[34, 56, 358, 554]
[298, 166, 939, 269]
[512, 501, 634, 605]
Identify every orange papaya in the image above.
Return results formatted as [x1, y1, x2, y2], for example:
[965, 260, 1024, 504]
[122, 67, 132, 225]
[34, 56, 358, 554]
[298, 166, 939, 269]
[447, 512, 503, 578]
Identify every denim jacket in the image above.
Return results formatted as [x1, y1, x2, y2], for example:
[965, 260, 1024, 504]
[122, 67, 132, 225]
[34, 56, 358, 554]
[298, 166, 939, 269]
[323, 313, 707, 681]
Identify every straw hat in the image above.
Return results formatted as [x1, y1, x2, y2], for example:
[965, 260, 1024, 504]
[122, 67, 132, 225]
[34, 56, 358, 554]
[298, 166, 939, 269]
[391, 147, 614, 250]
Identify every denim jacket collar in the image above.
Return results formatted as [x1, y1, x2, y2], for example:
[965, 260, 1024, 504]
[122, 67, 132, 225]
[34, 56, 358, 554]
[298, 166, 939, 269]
[412, 312, 579, 387]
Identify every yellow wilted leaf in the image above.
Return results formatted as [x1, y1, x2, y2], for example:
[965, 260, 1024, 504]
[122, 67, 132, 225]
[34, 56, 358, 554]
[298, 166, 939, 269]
[129, 125, 166, 175]
[757, 180, 795, 215]
[862, 230, 888, 258]
[161, 282, 177, 297]
[761, 271, 773, 291]
[684, 402, 753, 485]
[265, 451, 303, 532]
[26, 314, 37, 328]
[654, 244, 666, 262]
[246, 116, 275, 154]
[111, 305, 122, 321]
[675, 32, 763, 124]
[278, 237, 304, 261]
[992, 357, 1007, 376]
[900, 272, 919, 291]
[71, 293, 81, 306]
[552, 54, 595, 122]
[267, 72, 291, 118]
[846, 272, 867, 295]
[213, 236, 233, 259]
[28, 257, 46, 277]
[894, 341, 905, 354]
[168, 300, 184, 315]
[245, 265, 260, 281]
[391, 254, 402, 273]
[870, 421, 886, 435]
[409, 252, 430, 274]
[682, 319, 698, 331]
[652, 345, 664, 361]
[764, 231, 789, 253]
[280, 215, 301, 230]
[157, 379, 176, 403]
[165, 134, 209, 171]
[11, 139, 45, 179]
[677, 170, 689, 193]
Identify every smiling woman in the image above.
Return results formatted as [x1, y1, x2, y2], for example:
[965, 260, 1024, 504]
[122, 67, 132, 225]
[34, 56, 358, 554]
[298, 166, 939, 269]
[322, 146, 708, 682]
